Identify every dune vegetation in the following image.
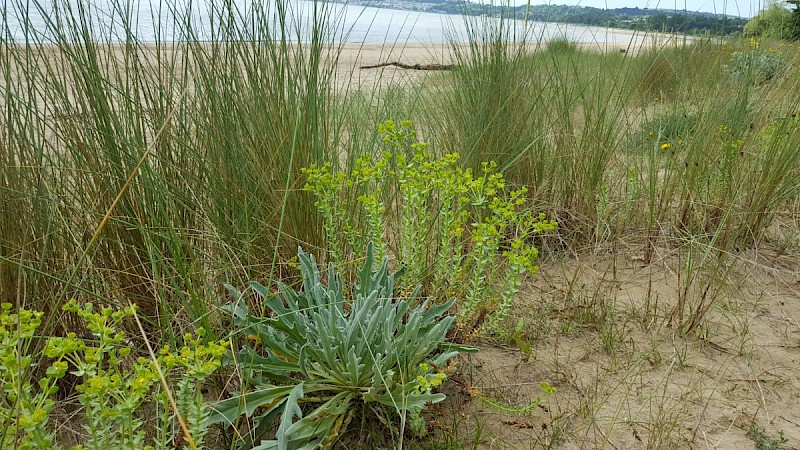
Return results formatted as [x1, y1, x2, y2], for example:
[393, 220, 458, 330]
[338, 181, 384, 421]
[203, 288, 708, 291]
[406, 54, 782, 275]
[2, 0, 800, 448]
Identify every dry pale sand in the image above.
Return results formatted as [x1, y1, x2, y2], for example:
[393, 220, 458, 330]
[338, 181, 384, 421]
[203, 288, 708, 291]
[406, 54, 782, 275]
[434, 241, 800, 449]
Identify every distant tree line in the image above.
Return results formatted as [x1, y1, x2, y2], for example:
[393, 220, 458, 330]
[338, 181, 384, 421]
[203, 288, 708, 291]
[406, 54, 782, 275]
[421, 3, 749, 36]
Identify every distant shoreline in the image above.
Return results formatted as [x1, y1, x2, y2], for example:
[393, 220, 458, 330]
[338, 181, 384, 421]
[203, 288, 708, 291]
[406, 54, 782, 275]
[0, 24, 693, 50]
[327, 0, 749, 36]
[1, 0, 735, 46]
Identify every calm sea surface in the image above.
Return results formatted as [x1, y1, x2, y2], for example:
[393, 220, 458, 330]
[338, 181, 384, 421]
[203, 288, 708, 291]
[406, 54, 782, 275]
[3, 0, 645, 44]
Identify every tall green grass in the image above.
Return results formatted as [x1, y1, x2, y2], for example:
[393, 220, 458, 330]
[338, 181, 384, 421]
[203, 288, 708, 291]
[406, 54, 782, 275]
[434, 17, 640, 243]
[432, 22, 800, 252]
[437, 7, 543, 175]
[0, 0, 374, 335]
[429, 15, 800, 334]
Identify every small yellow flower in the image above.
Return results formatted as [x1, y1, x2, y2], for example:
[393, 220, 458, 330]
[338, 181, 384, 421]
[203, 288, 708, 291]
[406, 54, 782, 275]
[660, 142, 671, 150]
[132, 376, 150, 390]
[677, 139, 683, 145]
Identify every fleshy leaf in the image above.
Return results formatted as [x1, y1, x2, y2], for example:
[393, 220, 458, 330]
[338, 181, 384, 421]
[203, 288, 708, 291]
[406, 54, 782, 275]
[207, 385, 293, 426]
[276, 383, 305, 450]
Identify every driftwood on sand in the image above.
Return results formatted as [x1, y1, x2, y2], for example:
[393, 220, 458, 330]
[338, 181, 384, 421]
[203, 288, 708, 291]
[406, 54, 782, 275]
[359, 61, 458, 71]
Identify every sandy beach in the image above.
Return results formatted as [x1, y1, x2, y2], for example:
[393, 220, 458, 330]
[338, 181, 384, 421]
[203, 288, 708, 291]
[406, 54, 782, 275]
[334, 30, 693, 90]
[0, 28, 696, 117]
[0, 27, 692, 100]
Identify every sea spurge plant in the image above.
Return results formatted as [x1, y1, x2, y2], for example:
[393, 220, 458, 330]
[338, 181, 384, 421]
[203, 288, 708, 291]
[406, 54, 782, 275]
[303, 120, 556, 336]
[1, 303, 57, 449]
[212, 244, 474, 449]
[42, 301, 155, 448]
[1, 300, 226, 449]
[160, 332, 228, 449]
[760, 115, 800, 148]
[378, 118, 418, 143]
[302, 165, 351, 266]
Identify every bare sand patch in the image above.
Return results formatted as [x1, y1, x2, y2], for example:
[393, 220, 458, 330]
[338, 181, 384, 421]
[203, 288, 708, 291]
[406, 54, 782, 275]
[435, 241, 800, 449]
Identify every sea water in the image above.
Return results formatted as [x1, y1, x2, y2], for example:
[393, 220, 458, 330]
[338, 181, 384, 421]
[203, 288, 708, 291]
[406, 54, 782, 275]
[2, 0, 645, 44]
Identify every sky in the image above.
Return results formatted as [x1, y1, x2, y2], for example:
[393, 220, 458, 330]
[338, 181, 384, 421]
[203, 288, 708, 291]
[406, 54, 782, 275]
[537, 1, 775, 18]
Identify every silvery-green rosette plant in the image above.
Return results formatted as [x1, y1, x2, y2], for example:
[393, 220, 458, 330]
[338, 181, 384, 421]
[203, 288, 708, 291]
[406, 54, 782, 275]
[211, 244, 474, 449]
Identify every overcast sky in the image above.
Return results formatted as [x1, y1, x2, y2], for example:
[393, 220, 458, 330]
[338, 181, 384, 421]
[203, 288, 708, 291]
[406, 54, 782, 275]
[532, 1, 775, 18]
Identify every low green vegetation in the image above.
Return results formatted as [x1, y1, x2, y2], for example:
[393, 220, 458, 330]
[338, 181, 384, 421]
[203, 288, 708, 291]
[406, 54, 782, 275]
[725, 42, 789, 84]
[2, 0, 800, 447]
[213, 244, 473, 448]
[748, 423, 789, 450]
[1, 301, 225, 449]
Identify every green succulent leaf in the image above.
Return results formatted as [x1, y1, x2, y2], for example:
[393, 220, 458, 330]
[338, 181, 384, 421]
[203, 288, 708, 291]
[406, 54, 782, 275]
[377, 391, 447, 411]
[237, 348, 300, 384]
[284, 392, 352, 441]
[439, 342, 479, 354]
[276, 383, 305, 450]
[207, 385, 294, 426]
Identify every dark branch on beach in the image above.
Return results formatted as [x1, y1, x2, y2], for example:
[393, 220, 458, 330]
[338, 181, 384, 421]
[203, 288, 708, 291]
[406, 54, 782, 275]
[359, 61, 458, 71]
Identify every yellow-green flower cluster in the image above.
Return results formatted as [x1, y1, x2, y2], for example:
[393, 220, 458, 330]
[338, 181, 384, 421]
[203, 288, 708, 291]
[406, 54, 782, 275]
[1, 305, 41, 374]
[1, 303, 42, 339]
[1, 303, 57, 448]
[378, 119, 417, 143]
[414, 363, 447, 394]
[303, 119, 555, 338]
[160, 329, 228, 380]
[716, 124, 746, 154]
[2, 300, 228, 449]
[759, 115, 800, 148]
